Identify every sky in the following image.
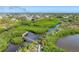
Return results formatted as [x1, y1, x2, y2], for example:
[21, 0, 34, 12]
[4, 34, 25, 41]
[0, 6, 79, 13]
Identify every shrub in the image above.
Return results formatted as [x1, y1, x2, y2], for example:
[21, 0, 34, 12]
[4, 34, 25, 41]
[11, 37, 24, 45]
[0, 38, 8, 52]
[0, 28, 5, 33]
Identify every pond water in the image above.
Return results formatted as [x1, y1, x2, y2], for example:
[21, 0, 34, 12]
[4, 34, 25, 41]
[24, 32, 40, 42]
[47, 24, 60, 33]
[6, 43, 21, 52]
[57, 34, 79, 52]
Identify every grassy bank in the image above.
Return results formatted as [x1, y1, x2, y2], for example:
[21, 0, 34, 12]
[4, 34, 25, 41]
[42, 22, 79, 52]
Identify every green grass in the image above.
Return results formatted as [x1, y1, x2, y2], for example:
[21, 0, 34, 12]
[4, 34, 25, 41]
[0, 38, 8, 51]
[15, 26, 49, 34]
[0, 42, 8, 52]
[0, 28, 6, 33]
[32, 17, 61, 28]
[11, 37, 24, 45]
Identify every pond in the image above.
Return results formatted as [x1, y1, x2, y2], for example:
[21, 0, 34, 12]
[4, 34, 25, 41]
[6, 43, 21, 52]
[57, 34, 79, 52]
[23, 32, 41, 42]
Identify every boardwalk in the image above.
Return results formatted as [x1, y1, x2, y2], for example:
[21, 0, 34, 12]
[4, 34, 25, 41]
[37, 44, 41, 52]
